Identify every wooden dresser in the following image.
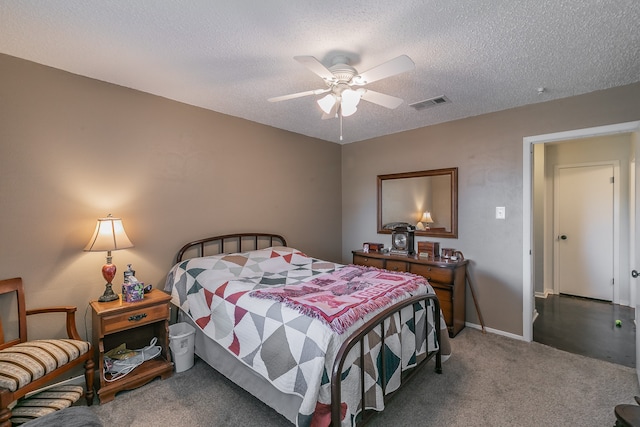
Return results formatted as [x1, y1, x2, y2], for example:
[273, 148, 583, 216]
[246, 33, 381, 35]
[352, 250, 468, 337]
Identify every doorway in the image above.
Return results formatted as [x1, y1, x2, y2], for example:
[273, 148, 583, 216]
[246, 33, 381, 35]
[522, 121, 640, 345]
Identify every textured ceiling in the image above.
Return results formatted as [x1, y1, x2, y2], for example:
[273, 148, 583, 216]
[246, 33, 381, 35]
[1, 1, 639, 144]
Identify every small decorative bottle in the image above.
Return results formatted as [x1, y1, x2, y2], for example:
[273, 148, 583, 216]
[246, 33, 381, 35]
[123, 264, 136, 284]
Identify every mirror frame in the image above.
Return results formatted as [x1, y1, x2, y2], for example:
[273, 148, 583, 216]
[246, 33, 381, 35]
[377, 167, 458, 238]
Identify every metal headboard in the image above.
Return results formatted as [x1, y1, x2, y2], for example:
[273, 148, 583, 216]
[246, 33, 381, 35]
[176, 233, 287, 263]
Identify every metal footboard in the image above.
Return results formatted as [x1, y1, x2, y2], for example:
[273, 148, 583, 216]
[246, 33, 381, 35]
[330, 293, 442, 425]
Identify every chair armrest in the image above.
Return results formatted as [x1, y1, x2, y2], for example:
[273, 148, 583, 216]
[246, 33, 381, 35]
[26, 306, 82, 341]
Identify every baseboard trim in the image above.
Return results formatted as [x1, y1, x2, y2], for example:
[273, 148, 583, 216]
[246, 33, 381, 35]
[535, 290, 552, 298]
[465, 322, 527, 342]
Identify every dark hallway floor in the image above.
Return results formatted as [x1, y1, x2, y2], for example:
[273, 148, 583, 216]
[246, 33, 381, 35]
[534, 294, 636, 368]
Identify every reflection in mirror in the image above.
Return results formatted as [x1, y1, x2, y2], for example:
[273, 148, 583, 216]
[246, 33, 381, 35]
[377, 168, 458, 238]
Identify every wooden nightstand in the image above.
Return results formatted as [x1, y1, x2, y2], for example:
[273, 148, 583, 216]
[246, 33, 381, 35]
[91, 289, 174, 403]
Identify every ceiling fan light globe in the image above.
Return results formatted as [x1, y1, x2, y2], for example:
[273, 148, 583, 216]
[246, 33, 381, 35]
[317, 93, 336, 114]
[342, 89, 361, 107]
[341, 103, 357, 117]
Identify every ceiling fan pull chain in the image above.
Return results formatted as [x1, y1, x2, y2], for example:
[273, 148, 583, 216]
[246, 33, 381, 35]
[339, 112, 344, 141]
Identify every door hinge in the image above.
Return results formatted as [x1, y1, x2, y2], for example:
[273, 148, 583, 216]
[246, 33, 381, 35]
[610, 176, 614, 184]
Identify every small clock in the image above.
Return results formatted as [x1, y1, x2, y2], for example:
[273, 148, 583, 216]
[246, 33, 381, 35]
[391, 226, 415, 255]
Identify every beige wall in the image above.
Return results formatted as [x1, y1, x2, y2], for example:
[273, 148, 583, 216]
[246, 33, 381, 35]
[2, 51, 640, 341]
[0, 54, 342, 340]
[342, 82, 640, 336]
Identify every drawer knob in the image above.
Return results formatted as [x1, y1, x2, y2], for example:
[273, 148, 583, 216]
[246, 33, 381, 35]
[128, 313, 147, 322]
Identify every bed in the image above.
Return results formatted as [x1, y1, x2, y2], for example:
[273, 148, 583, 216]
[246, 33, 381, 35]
[164, 233, 447, 426]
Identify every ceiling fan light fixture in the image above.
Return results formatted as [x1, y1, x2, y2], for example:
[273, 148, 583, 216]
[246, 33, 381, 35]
[342, 89, 361, 107]
[341, 89, 361, 117]
[271, 54, 415, 141]
[341, 103, 357, 117]
[317, 93, 336, 114]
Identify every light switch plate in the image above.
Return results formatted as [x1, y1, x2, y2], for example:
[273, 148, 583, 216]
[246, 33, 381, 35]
[496, 207, 506, 219]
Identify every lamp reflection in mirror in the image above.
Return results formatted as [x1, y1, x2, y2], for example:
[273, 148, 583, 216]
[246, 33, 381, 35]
[416, 211, 434, 230]
[84, 214, 134, 302]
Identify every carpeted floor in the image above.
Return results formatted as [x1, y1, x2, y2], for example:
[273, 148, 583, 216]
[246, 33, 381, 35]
[85, 328, 640, 426]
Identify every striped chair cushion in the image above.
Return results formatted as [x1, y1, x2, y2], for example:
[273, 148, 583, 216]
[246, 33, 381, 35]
[0, 340, 90, 392]
[9, 384, 84, 425]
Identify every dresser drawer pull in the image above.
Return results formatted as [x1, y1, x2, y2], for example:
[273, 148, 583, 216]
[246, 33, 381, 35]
[128, 313, 147, 322]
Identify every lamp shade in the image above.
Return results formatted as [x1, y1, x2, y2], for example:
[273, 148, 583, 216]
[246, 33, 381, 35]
[421, 212, 434, 224]
[84, 215, 134, 252]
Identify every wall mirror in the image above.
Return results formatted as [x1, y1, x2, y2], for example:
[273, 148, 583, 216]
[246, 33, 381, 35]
[377, 167, 458, 238]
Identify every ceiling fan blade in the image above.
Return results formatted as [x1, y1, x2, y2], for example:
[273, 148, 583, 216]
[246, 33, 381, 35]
[360, 90, 404, 109]
[352, 55, 415, 85]
[268, 88, 329, 102]
[294, 56, 336, 81]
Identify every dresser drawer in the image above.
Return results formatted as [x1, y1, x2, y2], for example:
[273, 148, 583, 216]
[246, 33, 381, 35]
[353, 254, 385, 269]
[410, 264, 453, 283]
[101, 304, 169, 335]
[433, 289, 453, 325]
[385, 260, 408, 272]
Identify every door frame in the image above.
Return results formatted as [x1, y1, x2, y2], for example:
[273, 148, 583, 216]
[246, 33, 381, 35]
[552, 161, 620, 301]
[522, 121, 640, 342]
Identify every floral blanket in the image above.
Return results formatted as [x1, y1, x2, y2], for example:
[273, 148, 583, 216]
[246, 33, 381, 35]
[164, 246, 440, 427]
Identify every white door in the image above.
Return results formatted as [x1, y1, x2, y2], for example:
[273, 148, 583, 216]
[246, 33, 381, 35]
[555, 164, 614, 301]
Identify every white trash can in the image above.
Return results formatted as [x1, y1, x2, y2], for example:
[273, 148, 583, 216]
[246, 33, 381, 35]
[169, 322, 195, 373]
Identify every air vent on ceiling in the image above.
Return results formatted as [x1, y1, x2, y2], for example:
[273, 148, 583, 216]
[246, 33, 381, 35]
[409, 95, 450, 111]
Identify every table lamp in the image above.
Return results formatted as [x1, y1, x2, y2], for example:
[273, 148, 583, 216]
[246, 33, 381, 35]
[84, 214, 134, 302]
[417, 211, 434, 230]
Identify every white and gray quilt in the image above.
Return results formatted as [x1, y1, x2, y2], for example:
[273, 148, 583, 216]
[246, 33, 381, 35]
[164, 246, 441, 426]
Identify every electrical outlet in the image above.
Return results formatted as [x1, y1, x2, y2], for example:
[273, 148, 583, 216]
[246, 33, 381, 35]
[496, 207, 506, 219]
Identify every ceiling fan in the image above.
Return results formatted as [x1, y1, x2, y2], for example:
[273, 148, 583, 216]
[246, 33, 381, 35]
[268, 54, 415, 140]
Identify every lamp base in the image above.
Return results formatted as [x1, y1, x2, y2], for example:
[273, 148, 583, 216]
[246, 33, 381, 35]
[98, 282, 119, 302]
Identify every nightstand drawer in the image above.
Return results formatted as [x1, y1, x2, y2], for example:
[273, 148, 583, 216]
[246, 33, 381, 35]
[409, 264, 453, 283]
[353, 254, 385, 269]
[101, 304, 169, 334]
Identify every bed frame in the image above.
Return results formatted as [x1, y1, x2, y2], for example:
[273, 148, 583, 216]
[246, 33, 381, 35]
[174, 233, 442, 426]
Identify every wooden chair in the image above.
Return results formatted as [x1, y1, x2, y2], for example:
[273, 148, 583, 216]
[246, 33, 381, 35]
[0, 278, 94, 427]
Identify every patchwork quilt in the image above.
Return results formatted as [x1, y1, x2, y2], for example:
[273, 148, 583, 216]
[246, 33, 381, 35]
[164, 246, 440, 427]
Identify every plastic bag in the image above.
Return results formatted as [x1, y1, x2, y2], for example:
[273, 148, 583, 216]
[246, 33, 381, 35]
[103, 338, 162, 382]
